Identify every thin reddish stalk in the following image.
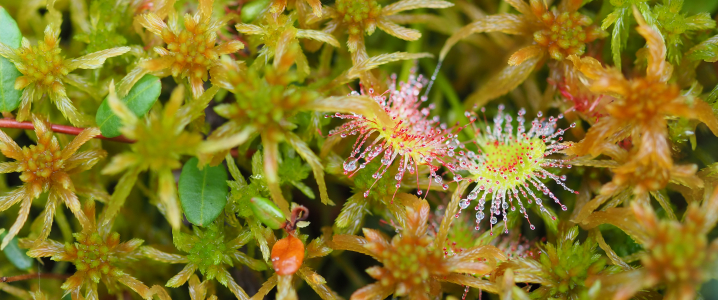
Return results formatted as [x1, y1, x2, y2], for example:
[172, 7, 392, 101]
[0, 119, 135, 143]
[1, 273, 70, 282]
[0, 118, 240, 156]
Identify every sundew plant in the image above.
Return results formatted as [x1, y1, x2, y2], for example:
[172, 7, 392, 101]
[1, 0, 718, 299]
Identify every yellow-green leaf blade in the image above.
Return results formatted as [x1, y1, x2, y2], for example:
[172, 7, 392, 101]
[0, 7, 22, 112]
[1, 231, 33, 270]
[96, 74, 161, 138]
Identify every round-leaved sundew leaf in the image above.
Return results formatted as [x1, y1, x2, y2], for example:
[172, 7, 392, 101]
[96, 74, 161, 138]
[271, 234, 305, 275]
[0, 6, 22, 112]
[178, 157, 229, 226]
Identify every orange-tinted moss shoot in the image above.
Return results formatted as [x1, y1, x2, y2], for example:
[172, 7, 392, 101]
[134, 0, 244, 98]
[23, 202, 151, 300]
[332, 198, 506, 299]
[311, 0, 452, 68]
[0, 24, 129, 125]
[582, 189, 718, 300]
[0, 115, 104, 249]
[568, 12, 718, 194]
[439, 0, 606, 108]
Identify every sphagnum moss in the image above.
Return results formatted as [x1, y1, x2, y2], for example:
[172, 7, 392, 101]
[332, 196, 506, 300]
[124, 0, 244, 99]
[0, 0, 717, 299]
[22, 202, 151, 300]
[439, 0, 606, 108]
[0, 15, 129, 125]
[143, 221, 264, 300]
[0, 115, 104, 249]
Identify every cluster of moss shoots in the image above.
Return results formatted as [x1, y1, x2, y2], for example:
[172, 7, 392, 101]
[534, 10, 601, 61]
[68, 232, 122, 281]
[335, 0, 382, 37]
[15, 36, 68, 89]
[185, 224, 234, 279]
[0, 0, 717, 300]
[19, 131, 64, 189]
[368, 233, 446, 292]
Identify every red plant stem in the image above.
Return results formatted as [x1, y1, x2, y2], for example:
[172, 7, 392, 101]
[0, 118, 240, 156]
[1, 273, 70, 283]
[283, 205, 310, 232]
[0, 118, 136, 143]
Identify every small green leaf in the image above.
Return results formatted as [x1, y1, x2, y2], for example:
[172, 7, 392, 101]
[225, 153, 246, 185]
[96, 74, 161, 138]
[605, 7, 630, 70]
[0, 6, 22, 112]
[290, 180, 315, 199]
[0, 231, 33, 270]
[241, 0, 272, 23]
[179, 157, 229, 226]
[688, 34, 718, 62]
[249, 197, 286, 230]
[708, 83, 718, 104]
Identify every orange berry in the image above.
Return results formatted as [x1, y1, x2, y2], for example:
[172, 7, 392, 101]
[271, 235, 304, 275]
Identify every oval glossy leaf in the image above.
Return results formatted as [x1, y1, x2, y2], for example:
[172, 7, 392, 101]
[0, 231, 33, 270]
[179, 157, 229, 226]
[0, 6, 22, 112]
[271, 235, 304, 275]
[250, 197, 286, 230]
[96, 74, 161, 138]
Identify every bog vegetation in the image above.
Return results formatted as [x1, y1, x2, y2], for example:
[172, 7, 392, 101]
[0, 0, 717, 299]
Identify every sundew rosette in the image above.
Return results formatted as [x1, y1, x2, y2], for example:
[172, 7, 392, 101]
[458, 106, 577, 232]
[328, 73, 464, 199]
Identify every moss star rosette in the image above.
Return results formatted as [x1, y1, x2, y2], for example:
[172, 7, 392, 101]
[332, 196, 506, 299]
[22, 202, 152, 300]
[0, 23, 129, 125]
[128, 0, 244, 98]
[0, 115, 105, 249]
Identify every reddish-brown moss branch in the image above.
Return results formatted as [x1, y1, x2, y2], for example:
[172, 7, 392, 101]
[0, 118, 241, 156]
[1, 273, 70, 283]
[0, 118, 135, 143]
